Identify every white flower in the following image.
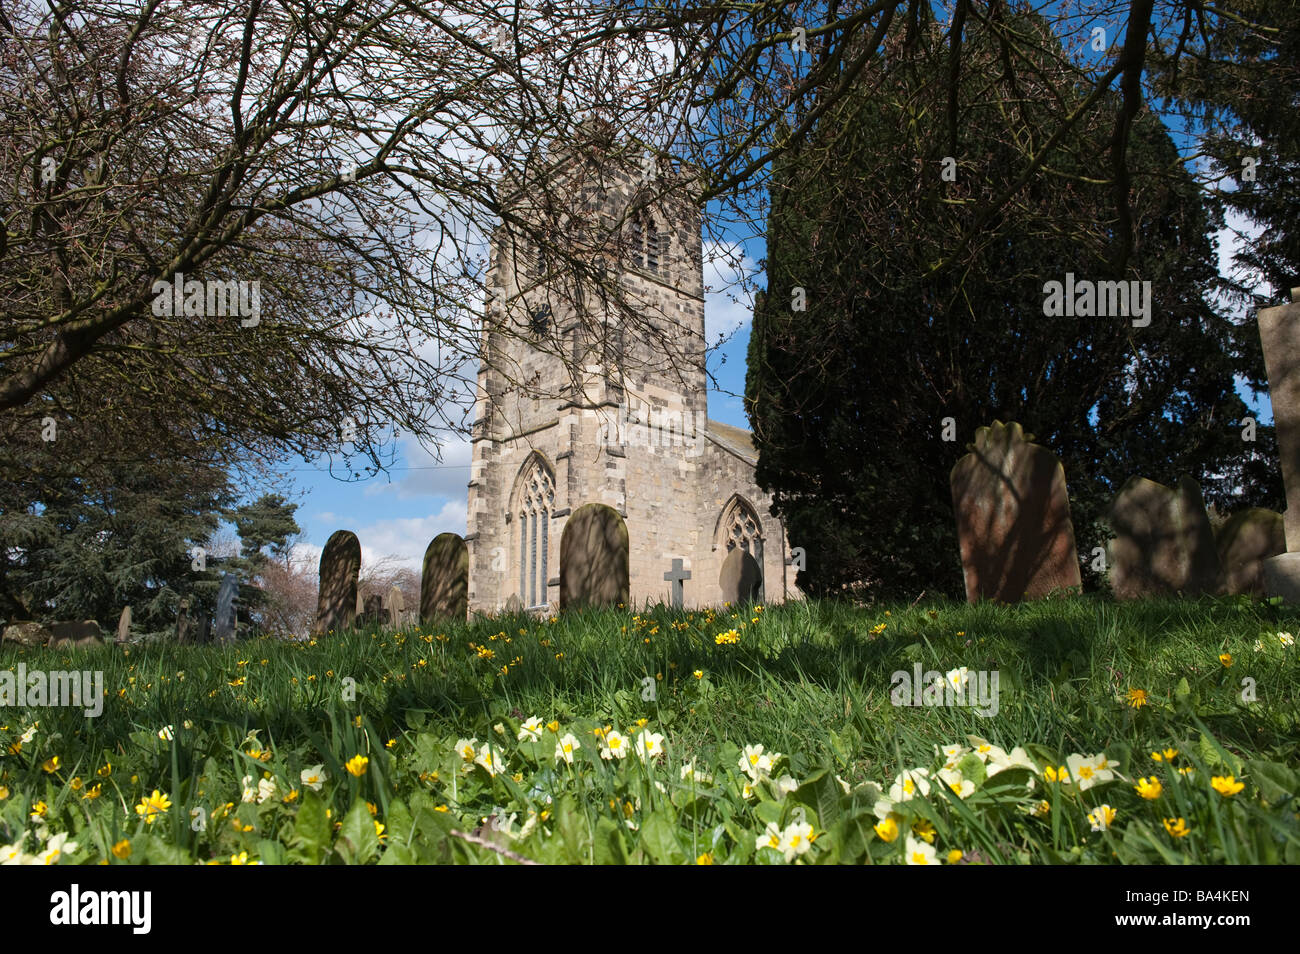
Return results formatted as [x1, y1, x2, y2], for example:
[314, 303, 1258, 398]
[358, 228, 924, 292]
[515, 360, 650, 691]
[182, 720, 194, 730]
[300, 765, 327, 791]
[599, 730, 630, 760]
[19, 723, 38, 745]
[516, 717, 544, 742]
[741, 780, 756, 800]
[904, 835, 939, 865]
[937, 743, 968, 769]
[1066, 753, 1115, 792]
[240, 775, 257, 803]
[634, 730, 665, 762]
[969, 740, 1008, 764]
[1, 836, 30, 865]
[986, 746, 1040, 777]
[554, 733, 581, 764]
[1088, 804, 1117, 832]
[1279, 632, 1295, 648]
[755, 821, 784, 857]
[938, 766, 974, 798]
[772, 774, 799, 799]
[888, 768, 931, 802]
[835, 774, 851, 795]
[474, 743, 506, 777]
[739, 743, 779, 781]
[1255, 638, 1266, 652]
[39, 831, 78, 865]
[781, 821, 815, 861]
[454, 738, 478, 762]
[257, 777, 277, 803]
[157, 725, 175, 741]
[680, 760, 713, 785]
[945, 667, 971, 691]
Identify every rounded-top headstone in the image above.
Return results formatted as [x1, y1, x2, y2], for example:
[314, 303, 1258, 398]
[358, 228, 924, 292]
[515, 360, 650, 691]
[421, 533, 468, 624]
[1216, 507, 1286, 596]
[719, 548, 763, 605]
[313, 530, 362, 636]
[949, 420, 1082, 603]
[559, 504, 629, 610]
[1107, 475, 1223, 599]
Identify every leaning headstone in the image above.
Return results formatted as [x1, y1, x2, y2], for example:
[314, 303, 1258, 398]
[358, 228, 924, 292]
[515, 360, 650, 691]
[386, 585, 406, 627]
[719, 548, 763, 605]
[213, 572, 239, 644]
[49, 620, 104, 648]
[116, 606, 132, 643]
[1217, 508, 1286, 596]
[559, 504, 629, 610]
[312, 530, 361, 636]
[949, 420, 1082, 603]
[1, 621, 53, 647]
[1108, 475, 1223, 599]
[421, 533, 469, 623]
[1259, 290, 1300, 600]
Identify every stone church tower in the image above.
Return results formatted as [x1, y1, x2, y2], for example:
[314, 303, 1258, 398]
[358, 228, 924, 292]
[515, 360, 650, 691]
[465, 128, 793, 613]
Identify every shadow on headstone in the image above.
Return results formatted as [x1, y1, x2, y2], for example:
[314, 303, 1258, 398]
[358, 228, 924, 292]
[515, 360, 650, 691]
[313, 530, 361, 635]
[1216, 508, 1286, 596]
[421, 533, 468, 624]
[560, 504, 629, 610]
[949, 420, 1082, 603]
[719, 548, 763, 605]
[1108, 475, 1223, 599]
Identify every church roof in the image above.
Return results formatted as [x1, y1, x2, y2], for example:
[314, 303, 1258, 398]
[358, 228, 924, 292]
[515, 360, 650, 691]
[706, 419, 757, 463]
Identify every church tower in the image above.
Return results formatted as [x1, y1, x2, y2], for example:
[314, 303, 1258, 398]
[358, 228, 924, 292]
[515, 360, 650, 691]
[465, 128, 791, 613]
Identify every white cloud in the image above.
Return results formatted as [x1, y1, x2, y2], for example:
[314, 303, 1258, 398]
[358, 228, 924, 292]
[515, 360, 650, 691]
[363, 434, 474, 501]
[355, 501, 469, 574]
[703, 239, 760, 342]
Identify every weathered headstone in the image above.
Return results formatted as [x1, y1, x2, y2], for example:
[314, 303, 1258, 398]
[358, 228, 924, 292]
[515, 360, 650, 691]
[175, 599, 193, 644]
[386, 585, 406, 627]
[49, 620, 104, 648]
[1108, 475, 1223, 599]
[1259, 290, 1300, 601]
[360, 593, 384, 626]
[196, 614, 211, 645]
[421, 533, 468, 623]
[664, 558, 691, 609]
[559, 504, 629, 610]
[312, 530, 361, 636]
[116, 606, 132, 643]
[949, 420, 1082, 603]
[213, 572, 239, 644]
[718, 548, 763, 605]
[1216, 508, 1286, 596]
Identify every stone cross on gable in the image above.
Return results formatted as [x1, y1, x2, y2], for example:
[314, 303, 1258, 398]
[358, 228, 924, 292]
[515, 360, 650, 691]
[664, 558, 691, 609]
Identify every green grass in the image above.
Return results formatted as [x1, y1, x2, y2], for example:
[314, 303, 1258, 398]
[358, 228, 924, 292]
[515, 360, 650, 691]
[2, 595, 1298, 864]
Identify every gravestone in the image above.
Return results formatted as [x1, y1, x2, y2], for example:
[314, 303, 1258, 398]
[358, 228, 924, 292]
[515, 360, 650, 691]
[1216, 508, 1286, 596]
[1108, 475, 1223, 599]
[196, 615, 211, 645]
[213, 573, 238, 644]
[1259, 290, 1300, 601]
[421, 533, 468, 623]
[49, 620, 104, 648]
[312, 530, 361, 635]
[360, 594, 384, 626]
[559, 504, 629, 610]
[664, 558, 691, 609]
[949, 421, 1082, 603]
[175, 599, 193, 644]
[116, 606, 132, 643]
[718, 548, 763, 605]
[386, 585, 406, 627]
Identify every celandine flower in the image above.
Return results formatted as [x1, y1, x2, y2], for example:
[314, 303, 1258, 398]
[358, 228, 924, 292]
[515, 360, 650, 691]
[1211, 775, 1244, 797]
[1163, 817, 1190, 838]
[1087, 804, 1117, 832]
[345, 755, 369, 777]
[1135, 776, 1163, 800]
[1126, 688, 1148, 708]
[135, 790, 172, 824]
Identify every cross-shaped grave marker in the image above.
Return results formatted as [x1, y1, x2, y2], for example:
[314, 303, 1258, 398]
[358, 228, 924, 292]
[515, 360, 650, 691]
[664, 558, 691, 609]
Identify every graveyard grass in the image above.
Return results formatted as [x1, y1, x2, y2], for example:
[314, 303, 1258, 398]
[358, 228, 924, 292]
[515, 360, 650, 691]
[2, 597, 1298, 865]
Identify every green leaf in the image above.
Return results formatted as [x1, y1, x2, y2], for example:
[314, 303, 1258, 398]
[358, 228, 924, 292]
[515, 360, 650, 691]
[639, 811, 682, 864]
[1244, 760, 1297, 804]
[288, 790, 331, 865]
[335, 799, 380, 865]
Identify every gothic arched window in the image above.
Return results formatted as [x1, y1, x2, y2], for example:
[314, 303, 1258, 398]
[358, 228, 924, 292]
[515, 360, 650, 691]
[719, 496, 763, 567]
[515, 457, 555, 608]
